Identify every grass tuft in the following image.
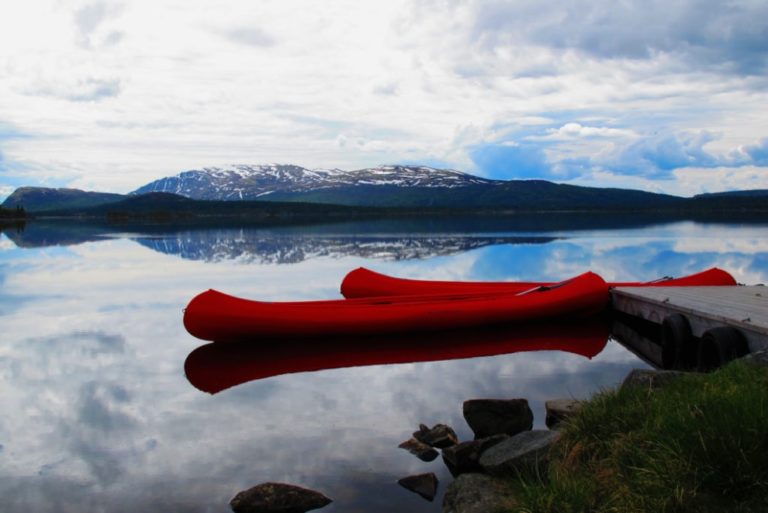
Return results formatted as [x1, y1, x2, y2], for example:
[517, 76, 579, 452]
[511, 361, 768, 513]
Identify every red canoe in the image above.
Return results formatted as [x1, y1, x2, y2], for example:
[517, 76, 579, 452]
[183, 271, 609, 342]
[184, 319, 610, 393]
[340, 267, 737, 299]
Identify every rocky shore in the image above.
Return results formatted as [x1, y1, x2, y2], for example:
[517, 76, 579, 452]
[225, 350, 768, 513]
[224, 395, 581, 512]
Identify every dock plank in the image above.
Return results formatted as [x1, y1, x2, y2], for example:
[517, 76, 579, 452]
[611, 286, 768, 351]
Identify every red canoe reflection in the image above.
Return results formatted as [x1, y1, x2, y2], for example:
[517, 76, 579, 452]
[184, 319, 610, 394]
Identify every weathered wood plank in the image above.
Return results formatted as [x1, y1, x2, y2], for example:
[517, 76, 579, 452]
[610, 286, 768, 351]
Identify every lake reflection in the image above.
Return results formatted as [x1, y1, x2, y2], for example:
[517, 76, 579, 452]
[1, 216, 767, 513]
[185, 320, 610, 394]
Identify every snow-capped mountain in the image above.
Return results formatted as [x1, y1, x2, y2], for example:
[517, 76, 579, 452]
[130, 164, 498, 200]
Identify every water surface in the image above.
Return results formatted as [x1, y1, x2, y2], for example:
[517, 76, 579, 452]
[1, 215, 766, 512]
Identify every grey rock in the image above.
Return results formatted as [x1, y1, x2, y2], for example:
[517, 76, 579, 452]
[621, 369, 690, 390]
[397, 472, 439, 502]
[230, 482, 332, 513]
[442, 434, 509, 476]
[739, 350, 768, 368]
[442, 473, 517, 513]
[479, 430, 560, 476]
[462, 399, 533, 439]
[398, 437, 439, 462]
[413, 423, 459, 449]
[545, 398, 583, 429]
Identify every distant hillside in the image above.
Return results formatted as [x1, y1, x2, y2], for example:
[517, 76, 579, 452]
[131, 164, 495, 200]
[2, 187, 125, 212]
[6, 164, 768, 216]
[687, 191, 768, 212]
[51, 192, 388, 221]
[130, 163, 688, 210]
[694, 189, 768, 198]
[46, 188, 767, 222]
[0, 204, 27, 219]
[261, 181, 685, 209]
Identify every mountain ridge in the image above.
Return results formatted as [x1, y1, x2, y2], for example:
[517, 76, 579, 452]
[694, 189, 768, 198]
[1, 186, 125, 212]
[130, 164, 499, 200]
[128, 163, 688, 209]
[3, 163, 767, 213]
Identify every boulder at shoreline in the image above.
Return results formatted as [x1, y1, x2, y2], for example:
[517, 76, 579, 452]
[442, 434, 509, 476]
[398, 473, 439, 501]
[413, 423, 459, 448]
[399, 437, 440, 461]
[230, 482, 332, 513]
[479, 430, 560, 476]
[545, 398, 583, 429]
[463, 398, 533, 439]
[443, 473, 517, 513]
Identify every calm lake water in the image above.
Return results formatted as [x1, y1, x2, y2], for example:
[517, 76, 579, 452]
[1, 215, 767, 512]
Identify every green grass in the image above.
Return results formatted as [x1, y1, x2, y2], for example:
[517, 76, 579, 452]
[512, 362, 768, 513]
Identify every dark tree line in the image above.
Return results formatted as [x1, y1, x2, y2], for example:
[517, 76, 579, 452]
[0, 205, 26, 218]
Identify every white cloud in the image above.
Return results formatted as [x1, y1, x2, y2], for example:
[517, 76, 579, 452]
[673, 238, 768, 255]
[0, 0, 765, 194]
[672, 166, 768, 195]
[0, 185, 16, 202]
[542, 122, 636, 140]
[566, 163, 768, 197]
[222, 27, 275, 47]
[74, 1, 125, 49]
[24, 76, 121, 102]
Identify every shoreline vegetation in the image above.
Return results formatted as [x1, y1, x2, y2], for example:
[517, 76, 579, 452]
[2, 178, 768, 222]
[0, 205, 27, 219]
[504, 359, 768, 513]
[5, 191, 768, 224]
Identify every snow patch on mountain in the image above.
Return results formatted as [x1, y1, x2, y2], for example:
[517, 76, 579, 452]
[131, 164, 498, 201]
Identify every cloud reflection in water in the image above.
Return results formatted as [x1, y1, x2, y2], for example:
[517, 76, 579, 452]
[0, 217, 766, 512]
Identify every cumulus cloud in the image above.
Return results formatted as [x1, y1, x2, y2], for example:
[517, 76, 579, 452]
[74, 1, 125, 49]
[0, 185, 15, 201]
[470, 122, 768, 189]
[0, 0, 765, 194]
[673, 165, 768, 195]
[0, 123, 35, 193]
[25, 77, 122, 102]
[223, 27, 275, 47]
[465, 0, 768, 74]
[606, 131, 721, 177]
[556, 123, 629, 138]
[594, 131, 768, 178]
[372, 81, 399, 96]
[740, 138, 768, 166]
[531, 122, 636, 141]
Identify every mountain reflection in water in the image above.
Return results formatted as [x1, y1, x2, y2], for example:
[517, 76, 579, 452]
[184, 319, 610, 394]
[138, 233, 559, 263]
[6, 213, 767, 265]
[2, 215, 767, 513]
[2, 219, 563, 261]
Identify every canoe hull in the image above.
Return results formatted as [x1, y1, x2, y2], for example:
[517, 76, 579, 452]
[340, 267, 737, 299]
[183, 272, 609, 342]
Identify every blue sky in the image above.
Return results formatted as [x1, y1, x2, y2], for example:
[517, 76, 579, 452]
[0, 0, 767, 198]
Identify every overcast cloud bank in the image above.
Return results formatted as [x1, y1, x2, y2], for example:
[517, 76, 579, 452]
[0, 0, 766, 198]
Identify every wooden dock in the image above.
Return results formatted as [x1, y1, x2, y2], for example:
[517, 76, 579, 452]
[611, 286, 768, 352]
